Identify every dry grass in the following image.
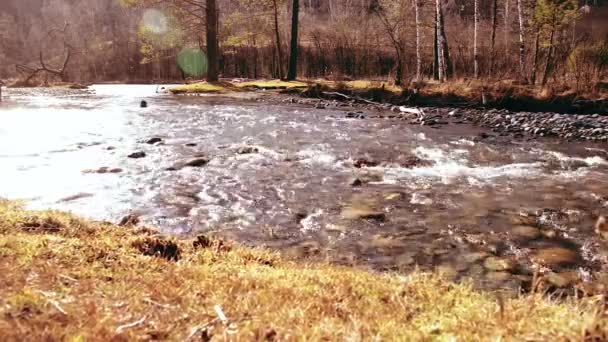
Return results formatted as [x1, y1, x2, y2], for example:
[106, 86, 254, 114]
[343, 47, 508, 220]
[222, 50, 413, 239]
[170, 82, 230, 94]
[0, 199, 607, 341]
[170, 80, 308, 94]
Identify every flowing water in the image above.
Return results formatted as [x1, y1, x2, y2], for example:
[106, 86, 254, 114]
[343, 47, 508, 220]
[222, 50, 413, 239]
[1, 85, 607, 292]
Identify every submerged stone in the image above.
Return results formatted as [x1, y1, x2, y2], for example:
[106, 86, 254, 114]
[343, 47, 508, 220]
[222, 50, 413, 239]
[545, 271, 580, 288]
[533, 247, 580, 268]
[511, 225, 541, 241]
[341, 205, 385, 221]
[128, 151, 146, 159]
[483, 257, 516, 272]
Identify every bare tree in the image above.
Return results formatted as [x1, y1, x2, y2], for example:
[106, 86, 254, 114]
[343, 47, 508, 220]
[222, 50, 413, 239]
[474, 0, 480, 78]
[272, 0, 285, 79]
[436, 0, 449, 82]
[414, 0, 422, 81]
[489, 0, 498, 77]
[287, 0, 299, 80]
[517, 0, 526, 81]
[15, 23, 73, 86]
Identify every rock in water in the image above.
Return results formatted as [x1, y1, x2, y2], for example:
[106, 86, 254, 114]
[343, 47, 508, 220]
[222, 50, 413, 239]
[119, 214, 140, 226]
[511, 225, 541, 242]
[533, 247, 580, 268]
[145, 137, 163, 145]
[140, 100, 148, 108]
[483, 257, 516, 272]
[128, 151, 146, 159]
[595, 216, 607, 238]
[341, 205, 385, 221]
[184, 157, 210, 167]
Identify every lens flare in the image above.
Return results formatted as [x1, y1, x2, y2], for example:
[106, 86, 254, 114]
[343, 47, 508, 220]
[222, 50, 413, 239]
[177, 48, 208, 77]
[142, 9, 168, 34]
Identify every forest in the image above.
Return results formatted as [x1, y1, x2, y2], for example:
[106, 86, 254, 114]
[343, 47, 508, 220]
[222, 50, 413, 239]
[1, 0, 607, 90]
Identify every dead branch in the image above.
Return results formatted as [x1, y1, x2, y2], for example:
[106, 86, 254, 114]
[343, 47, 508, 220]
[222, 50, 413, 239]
[14, 23, 74, 86]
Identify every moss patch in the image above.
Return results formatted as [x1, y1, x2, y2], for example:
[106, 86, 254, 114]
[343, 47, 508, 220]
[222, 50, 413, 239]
[0, 199, 606, 340]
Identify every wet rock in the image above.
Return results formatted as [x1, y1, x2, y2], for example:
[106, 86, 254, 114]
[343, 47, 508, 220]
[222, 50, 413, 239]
[118, 214, 140, 227]
[349, 178, 363, 187]
[59, 193, 94, 202]
[486, 271, 512, 282]
[341, 205, 386, 221]
[140, 100, 148, 108]
[346, 111, 366, 119]
[106, 146, 116, 151]
[145, 137, 163, 145]
[83, 167, 123, 174]
[128, 151, 146, 159]
[533, 247, 580, 268]
[185, 143, 197, 147]
[483, 257, 516, 272]
[511, 225, 541, 241]
[237, 146, 260, 154]
[595, 216, 607, 238]
[541, 229, 557, 239]
[353, 158, 380, 168]
[184, 157, 210, 168]
[545, 271, 580, 288]
[384, 193, 402, 201]
[463, 251, 490, 263]
[399, 155, 434, 169]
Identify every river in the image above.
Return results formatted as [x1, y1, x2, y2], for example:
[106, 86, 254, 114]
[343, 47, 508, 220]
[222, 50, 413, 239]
[1, 85, 607, 293]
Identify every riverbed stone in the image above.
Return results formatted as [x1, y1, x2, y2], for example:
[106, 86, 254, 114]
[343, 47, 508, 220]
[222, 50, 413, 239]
[463, 251, 490, 263]
[341, 204, 385, 221]
[485, 271, 512, 282]
[353, 158, 380, 168]
[146, 137, 163, 144]
[184, 157, 210, 167]
[511, 225, 541, 241]
[128, 151, 146, 159]
[237, 146, 259, 154]
[483, 257, 516, 272]
[533, 247, 580, 268]
[545, 271, 580, 288]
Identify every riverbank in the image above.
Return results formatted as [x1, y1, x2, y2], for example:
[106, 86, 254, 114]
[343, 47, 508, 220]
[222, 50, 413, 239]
[169, 79, 608, 114]
[0, 200, 606, 340]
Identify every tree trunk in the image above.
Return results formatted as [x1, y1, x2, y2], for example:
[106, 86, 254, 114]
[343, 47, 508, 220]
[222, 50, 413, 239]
[287, 0, 300, 81]
[541, 28, 555, 86]
[206, 0, 219, 82]
[433, 10, 439, 80]
[415, 0, 422, 81]
[531, 28, 540, 85]
[516, 0, 526, 81]
[474, 0, 480, 78]
[272, 0, 285, 79]
[504, 0, 509, 53]
[436, 0, 447, 82]
[489, 0, 498, 78]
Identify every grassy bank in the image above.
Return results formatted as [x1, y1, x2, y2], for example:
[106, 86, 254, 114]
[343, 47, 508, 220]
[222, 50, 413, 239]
[170, 79, 607, 114]
[1, 200, 606, 340]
